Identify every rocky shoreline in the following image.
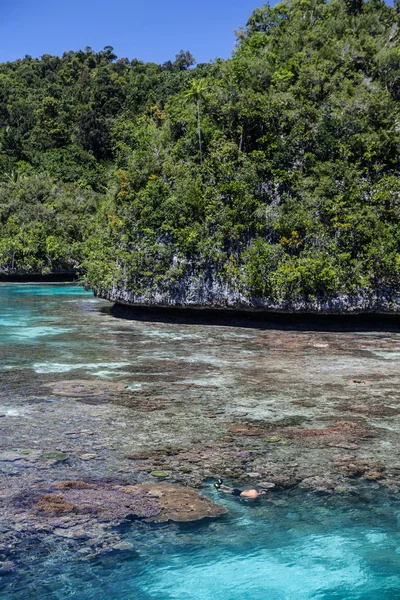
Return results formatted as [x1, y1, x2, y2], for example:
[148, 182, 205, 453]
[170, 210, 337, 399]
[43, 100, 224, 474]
[96, 278, 400, 314]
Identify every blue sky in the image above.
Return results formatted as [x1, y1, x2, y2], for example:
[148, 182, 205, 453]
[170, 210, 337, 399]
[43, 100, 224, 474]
[0, 0, 264, 65]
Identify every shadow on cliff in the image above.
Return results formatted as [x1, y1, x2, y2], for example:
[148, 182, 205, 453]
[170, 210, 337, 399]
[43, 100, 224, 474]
[106, 303, 400, 332]
[0, 272, 78, 282]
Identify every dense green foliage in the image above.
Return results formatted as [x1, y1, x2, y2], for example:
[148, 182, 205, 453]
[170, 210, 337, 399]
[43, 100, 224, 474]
[0, 47, 200, 273]
[2, 0, 400, 303]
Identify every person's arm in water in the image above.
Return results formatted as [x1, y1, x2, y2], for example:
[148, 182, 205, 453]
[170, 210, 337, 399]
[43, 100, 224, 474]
[214, 481, 235, 494]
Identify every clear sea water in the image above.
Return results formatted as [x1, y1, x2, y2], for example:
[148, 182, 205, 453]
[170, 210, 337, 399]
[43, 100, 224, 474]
[1, 284, 400, 600]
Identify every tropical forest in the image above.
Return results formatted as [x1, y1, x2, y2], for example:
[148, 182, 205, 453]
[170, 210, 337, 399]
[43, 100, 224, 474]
[1, 0, 400, 307]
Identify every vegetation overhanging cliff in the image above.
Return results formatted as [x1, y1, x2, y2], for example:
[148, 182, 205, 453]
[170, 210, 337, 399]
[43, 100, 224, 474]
[2, 0, 400, 311]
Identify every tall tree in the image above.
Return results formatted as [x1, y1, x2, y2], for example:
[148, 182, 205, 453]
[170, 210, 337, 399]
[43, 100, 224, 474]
[183, 79, 207, 164]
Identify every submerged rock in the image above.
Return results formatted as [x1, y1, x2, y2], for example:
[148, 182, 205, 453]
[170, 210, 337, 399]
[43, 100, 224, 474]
[0, 450, 42, 463]
[267, 475, 299, 489]
[41, 380, 128, 397]
[112, 541, 134, 551]
[150, 471, 170, 478]
[16, 480, 226, 546]
[41, 452, 69, 462]
[299, 476, 335, 493]
[35, 494, 76, 515]
[363, 470, 384, 481]
[56, 481, 94, 490]
[53, 527, 89, 540]
[124, 451, 153, 460]
[332, 457, 385, 479]
[277, 420, 375, 445]
[229, 423, 266, 436]
[0, 561, 16, 574]
[121, 484, 227, 523]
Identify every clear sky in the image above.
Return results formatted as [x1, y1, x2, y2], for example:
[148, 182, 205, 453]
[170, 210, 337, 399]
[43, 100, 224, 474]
[0, 0, 265, 65]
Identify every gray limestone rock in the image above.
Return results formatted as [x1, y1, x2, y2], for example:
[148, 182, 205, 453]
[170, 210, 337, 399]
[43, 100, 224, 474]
[0, 561, 16, 574]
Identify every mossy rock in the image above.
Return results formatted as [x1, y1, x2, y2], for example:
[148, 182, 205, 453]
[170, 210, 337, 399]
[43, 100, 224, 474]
[154, 446, 184, 456]
[150, 471, 170, 478]
[263, 416, 308, 429]
[41, 452, 69, 461]
[178, 466, 192, 474]
[124, 451, 153, 460]
[41, 380, 127, 397]
[263, 436, 281, 443]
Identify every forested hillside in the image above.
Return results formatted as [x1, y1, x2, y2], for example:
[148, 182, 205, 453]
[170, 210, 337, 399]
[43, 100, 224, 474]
[2, 0, 400, 308]
[0, 46, 199, 274]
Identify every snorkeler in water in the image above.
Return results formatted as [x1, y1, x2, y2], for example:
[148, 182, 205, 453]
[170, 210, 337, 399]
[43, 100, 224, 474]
[214, 479, 274, 499]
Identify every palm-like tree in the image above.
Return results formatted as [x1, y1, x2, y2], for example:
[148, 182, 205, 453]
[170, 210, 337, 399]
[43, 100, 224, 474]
[183, 79, 207, 164]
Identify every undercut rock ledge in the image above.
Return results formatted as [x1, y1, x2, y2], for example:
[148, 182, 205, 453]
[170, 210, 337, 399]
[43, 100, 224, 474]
[97, 281, 400, 316]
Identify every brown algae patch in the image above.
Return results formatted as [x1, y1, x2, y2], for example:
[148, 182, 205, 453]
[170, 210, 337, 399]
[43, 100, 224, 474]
[35, 494, 77, 515]
[337, 403, 400, 417]
[229, 423, 267, 436]
[273, 420, 376, 445]
[332, 457, 385, 480]
[121, 483, 227, 522]
[29, 481, 226, 534]
[42, 380, 128, 397]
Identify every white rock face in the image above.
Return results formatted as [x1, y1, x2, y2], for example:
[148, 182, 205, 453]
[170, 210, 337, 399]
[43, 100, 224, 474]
[96, 272, 400, 314]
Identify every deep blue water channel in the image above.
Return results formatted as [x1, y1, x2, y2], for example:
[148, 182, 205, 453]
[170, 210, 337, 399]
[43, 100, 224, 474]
[1, 284, 400, 599]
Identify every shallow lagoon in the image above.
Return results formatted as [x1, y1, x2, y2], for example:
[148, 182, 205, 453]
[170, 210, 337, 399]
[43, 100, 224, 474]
[1, 284, 400, 599]
[2, 486, 400, 599]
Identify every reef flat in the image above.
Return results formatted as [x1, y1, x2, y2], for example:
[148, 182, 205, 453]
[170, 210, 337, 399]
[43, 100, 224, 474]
[1, 284, 400, 574]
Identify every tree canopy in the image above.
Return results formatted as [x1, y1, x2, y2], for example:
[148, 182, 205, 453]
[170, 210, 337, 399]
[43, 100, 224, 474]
[1, 0, 400, 306]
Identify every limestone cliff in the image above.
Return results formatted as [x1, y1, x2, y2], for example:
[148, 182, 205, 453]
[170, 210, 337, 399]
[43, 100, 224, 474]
[96, 272, 400, 315]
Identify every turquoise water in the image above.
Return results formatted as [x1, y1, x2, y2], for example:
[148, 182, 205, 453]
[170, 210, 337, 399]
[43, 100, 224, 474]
[1, 284, 400, 599]
[0, 284, 116, 378]
[2, 487, 400, 599]
[0, 284, 90, 346]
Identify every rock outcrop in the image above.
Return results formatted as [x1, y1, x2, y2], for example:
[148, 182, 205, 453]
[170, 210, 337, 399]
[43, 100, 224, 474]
[98, 279, 400, 314]
[29, 480, 226, 528]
